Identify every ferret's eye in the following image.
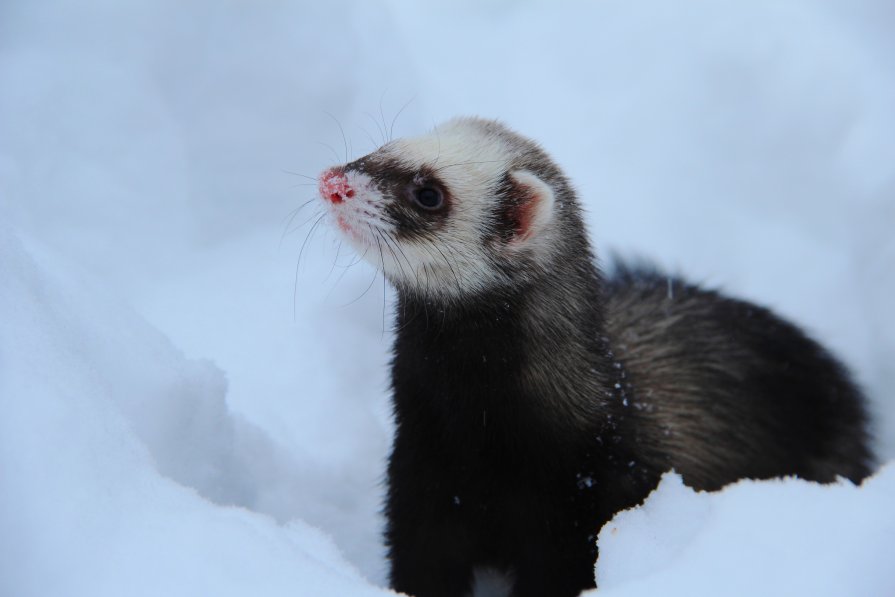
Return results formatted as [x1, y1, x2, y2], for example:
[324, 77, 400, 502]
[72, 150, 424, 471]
[413, 186, 443, 210]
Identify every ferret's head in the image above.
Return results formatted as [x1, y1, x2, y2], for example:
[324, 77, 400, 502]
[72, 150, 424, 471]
[317, 117, 586, 300]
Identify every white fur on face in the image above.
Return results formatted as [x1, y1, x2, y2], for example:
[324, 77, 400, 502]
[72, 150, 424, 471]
[321, 118, 556, 299]
[322, 168, 386, 259]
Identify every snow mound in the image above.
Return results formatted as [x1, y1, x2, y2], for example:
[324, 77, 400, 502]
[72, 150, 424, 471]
[0, 226, 392, 597]
[594, 468, 895, 596]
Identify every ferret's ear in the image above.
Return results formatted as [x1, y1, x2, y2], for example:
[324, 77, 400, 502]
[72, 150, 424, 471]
[506, 170, 555, 248]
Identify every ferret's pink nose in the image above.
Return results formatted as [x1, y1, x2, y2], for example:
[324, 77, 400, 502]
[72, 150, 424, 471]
[319, 168, 355, 204]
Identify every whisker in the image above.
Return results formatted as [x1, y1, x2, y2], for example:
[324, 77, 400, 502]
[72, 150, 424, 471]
[422, 262, 432, 297]
[293, 212, 326, 321]
[342, 248, 367, 269]
[365, 112, 387, 146]
[433, 124, 442, 169]
[344, 263, 381, 308]
[323, 240, 343, 282]
[432, 242, 463, 296]
[358, 124, 380, 152]
[380, 231, 417, 285]
[377, 231, 416, 326]
[420, 263, 432, 332]
[323, 110, 350, 164]
[317, 141, 342, 164]
[281, 169, 318, 181]
[389, 96, 415, 142]
[377, 231, 408, 285]
[379, 90, 389, 142]
[342, 229, 383, 307]
[326, 244, 369, 302]
[279, 199, 319, 248]
[382, 263, 387, 338]
[433, 159, 510, 174]
[281, 199, 312, 228]
[297, 213, 326, 271]
[286, 209, 327, 237]
[373, 226, 386, 274]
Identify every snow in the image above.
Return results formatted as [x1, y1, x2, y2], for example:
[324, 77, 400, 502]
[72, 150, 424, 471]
[1, 0, 893, 595]
[0, 229, 391, 597]
[593, 468, 895, 597]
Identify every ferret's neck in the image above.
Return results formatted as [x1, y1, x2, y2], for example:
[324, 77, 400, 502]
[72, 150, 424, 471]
[392, 256, 615, 435]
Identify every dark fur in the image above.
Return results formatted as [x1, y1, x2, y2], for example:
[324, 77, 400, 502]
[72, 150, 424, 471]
[604, 264, 871, 489]
[334, 120, 873, 597]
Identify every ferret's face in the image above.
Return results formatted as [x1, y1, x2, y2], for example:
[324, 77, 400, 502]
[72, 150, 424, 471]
[317, 118, 561, 299]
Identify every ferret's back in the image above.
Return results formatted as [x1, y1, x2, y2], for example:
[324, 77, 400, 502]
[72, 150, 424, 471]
[603, 265, 873, 489]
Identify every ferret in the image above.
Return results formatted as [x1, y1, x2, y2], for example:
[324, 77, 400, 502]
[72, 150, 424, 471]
[315, 117, 873, 597]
